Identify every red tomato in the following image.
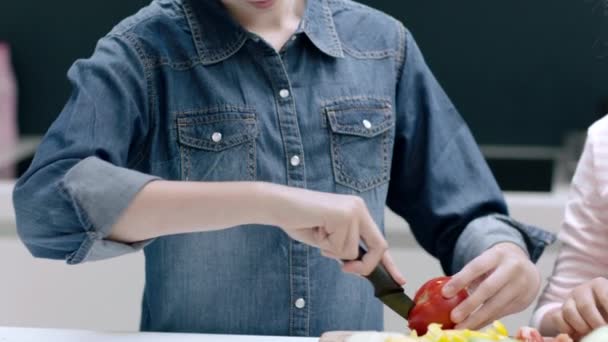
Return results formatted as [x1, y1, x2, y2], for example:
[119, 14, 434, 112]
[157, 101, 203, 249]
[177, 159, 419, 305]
[407, 276, 468, 335]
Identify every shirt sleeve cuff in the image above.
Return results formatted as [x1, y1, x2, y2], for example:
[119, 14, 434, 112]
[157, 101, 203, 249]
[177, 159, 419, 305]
[531, 303, 562, 329]
[451, 214, 528, 273]
[58, 157, 160, 264]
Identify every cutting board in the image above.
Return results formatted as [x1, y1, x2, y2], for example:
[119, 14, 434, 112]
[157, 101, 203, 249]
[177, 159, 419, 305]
[0, 327, 318, 342]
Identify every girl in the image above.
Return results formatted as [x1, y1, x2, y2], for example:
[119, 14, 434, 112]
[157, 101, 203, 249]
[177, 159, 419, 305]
[533, 117, 608, 340]
[13, 0, 548, 336]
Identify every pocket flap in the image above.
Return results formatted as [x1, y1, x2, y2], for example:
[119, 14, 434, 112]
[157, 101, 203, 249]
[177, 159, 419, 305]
[177, 112, 258, 152]
[325, 100, 394, 138]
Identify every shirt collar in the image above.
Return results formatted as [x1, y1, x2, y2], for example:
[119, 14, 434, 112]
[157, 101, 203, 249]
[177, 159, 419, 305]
[181, 0, 344, 65]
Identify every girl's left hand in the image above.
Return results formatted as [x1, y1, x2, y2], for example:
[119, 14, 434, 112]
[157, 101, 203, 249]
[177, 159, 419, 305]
[441, 242, 540, 329]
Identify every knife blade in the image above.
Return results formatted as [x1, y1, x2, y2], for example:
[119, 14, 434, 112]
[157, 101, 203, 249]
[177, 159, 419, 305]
[353, 246, 415, 320]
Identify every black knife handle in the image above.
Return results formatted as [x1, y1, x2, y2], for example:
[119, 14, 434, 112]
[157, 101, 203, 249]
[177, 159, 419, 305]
[356, 246, 404, 298]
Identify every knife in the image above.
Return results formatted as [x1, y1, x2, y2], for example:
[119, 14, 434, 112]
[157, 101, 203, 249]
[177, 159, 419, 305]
[352, 246, 415, 320]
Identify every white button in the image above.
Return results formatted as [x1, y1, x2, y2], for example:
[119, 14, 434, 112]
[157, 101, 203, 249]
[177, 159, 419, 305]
[290, 35, 297, 41]
[279, 89, 290, 98]
[294, 298, 306, 309]
[363, 119, 372, 129]
[252, 36, 260, 42]
[211, 132, 223, 143]
[290, 155, 301, 167]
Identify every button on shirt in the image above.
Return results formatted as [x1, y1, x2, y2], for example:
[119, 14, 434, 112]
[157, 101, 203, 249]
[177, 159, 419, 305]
[12, 0, 555, 337]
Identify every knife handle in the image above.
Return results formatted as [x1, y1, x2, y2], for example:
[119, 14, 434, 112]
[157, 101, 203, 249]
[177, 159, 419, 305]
[355, 246, 404, 298]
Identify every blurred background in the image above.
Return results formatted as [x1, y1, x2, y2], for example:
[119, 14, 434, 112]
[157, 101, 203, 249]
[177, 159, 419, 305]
[0, 0, 606, 336]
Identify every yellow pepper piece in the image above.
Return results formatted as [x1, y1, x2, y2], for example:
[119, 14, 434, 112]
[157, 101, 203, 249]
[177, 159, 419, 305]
[492, 320, 509, 337]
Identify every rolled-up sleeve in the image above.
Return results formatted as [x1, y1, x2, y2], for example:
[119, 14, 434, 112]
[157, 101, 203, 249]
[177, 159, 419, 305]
[12, 33, 159, 264]
[387, 25, 554, 274]
[451, 214, 555, 273]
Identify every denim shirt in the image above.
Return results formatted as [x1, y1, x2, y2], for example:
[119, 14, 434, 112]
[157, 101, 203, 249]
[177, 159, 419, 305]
[12, 0, 555, 336]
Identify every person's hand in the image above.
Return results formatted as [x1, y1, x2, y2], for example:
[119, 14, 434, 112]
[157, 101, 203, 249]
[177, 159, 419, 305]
[441, 242, 540, 329]
[548, 277, 608, 339]
[265, 184, 405, 284]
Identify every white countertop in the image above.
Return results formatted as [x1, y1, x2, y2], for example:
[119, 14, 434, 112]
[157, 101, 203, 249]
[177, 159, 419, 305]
[0, 327, 318, 342]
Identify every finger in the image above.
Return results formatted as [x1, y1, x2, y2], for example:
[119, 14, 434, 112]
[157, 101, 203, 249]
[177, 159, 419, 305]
[341, 220, 360, 261]
[344, 215, 386, 276]
[327, 222, 351, 259]
[320, 249, 340, 260]
[455, 280, 516, 329]
[552, 309, 575, 336]
[356, 213, 387, 276]
[450, 266, 510, 324]
[573, 287, 607, 329]
[443, 251, 499, 298]
[316, 228, 335, 254]
[382, 252, 406, 285]
[562, 297, 592, 335]
[592, 281, 608, 321]
[290, 227, 321, 247]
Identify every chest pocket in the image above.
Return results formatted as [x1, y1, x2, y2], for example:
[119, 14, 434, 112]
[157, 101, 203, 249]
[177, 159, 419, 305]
[177, 110, 258, 181]
[325, 98, 394, 192]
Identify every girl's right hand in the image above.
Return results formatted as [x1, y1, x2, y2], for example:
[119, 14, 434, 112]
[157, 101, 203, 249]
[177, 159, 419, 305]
[549, 277, 608, 339]
[262, 183, 405, 285]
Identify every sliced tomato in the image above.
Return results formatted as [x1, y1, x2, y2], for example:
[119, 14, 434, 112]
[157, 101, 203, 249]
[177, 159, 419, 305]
[407, 276, 468, 335]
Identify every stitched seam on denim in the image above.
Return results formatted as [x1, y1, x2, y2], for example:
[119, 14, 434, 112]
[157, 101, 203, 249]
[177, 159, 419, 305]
[174, 105, 257, 116]
[320, 95, 392, 107]
[330, 132, 391, 192]
[321, 0, 344, 57]
[176, 113, 258, 151]
[342, 46, 396, 60]
[179, 133, 257, 152]
[203, 34, 249, 65]
[274, 57, 307, 188]
[305, 245, 310, 336]
[248, 140, 256, 180]
[176, 113, 256, 124]
[179, 143, 186, 180]
[251, 56, 292, 182]
[395, 22, 407, 84]
[58, 179, 99, 263]
[57, 179, 94, 234]
[278, 63, 308, 189]
[66, 234, 96, 265]
[329, 116, 394, 137]
[325, 106, 392, 113]
[142, 57, 204, 70]
[326, 0, 367, 11]
[382, 124, 391, 183]
[289, 239, 294, 336]
[124, 33, 156, 168]
[184, 144, 191, 180]
[109, 11, 164, 37]
[180, 0, 205, 60]
[327, 109, 394, 137]
[180, 1, 249, 64]
[320, 106, 328, 128]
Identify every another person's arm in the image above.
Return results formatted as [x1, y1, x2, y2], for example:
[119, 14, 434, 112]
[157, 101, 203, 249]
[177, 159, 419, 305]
[532, 126, 608, 338]
[387, 25, 552, 329]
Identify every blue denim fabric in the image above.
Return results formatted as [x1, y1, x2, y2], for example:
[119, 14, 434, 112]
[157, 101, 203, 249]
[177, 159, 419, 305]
[12, 0, 555, 336]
